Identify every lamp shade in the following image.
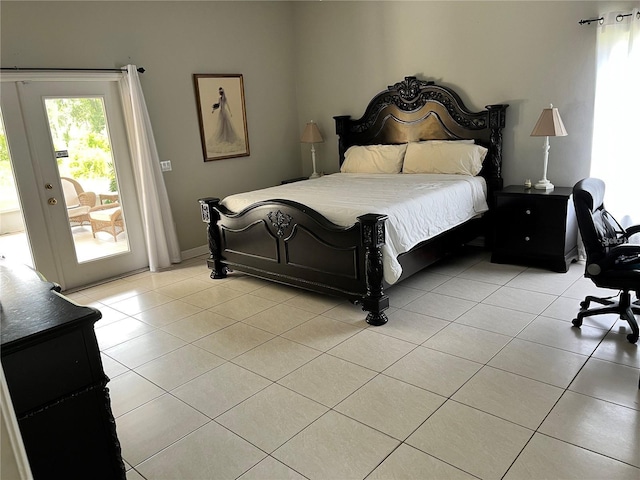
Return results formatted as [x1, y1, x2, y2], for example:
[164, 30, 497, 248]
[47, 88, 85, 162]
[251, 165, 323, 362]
[301, 121, 324, 144]
[531, 104, 568, 137]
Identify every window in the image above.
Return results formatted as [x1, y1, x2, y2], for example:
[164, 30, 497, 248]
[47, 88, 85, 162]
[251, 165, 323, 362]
[590, 9, 640, 228]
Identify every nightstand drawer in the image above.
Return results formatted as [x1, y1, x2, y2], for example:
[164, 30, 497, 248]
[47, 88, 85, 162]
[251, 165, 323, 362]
[497, 196, 567, 228]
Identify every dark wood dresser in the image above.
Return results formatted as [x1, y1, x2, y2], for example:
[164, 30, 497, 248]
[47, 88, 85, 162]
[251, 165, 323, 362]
[0, 260, 125, 479]
[491, 185, 579, 272]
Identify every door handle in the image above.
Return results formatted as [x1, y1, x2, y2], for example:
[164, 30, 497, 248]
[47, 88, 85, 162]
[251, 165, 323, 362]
[48, 197, 58, 205]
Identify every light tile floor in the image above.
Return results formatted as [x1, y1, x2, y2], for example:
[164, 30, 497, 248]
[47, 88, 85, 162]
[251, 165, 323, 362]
[65, 247, 640, 480]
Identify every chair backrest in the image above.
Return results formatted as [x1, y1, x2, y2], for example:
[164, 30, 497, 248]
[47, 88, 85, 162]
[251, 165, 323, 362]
[61, 177, 82, 208]
[573, 178, 626, 268]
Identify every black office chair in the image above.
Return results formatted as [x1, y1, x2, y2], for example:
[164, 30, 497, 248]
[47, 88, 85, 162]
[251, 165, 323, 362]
[572, 178, 640, 345]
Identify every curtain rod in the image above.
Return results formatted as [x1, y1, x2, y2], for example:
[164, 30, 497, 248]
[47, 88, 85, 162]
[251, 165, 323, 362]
[579, 10, 639, 25]
[0, 66, 145, 73]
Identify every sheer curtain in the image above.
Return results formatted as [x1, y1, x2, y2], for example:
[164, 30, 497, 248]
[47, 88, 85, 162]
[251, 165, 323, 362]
[590, 9, 640, 230]
[119, 65, 181, 271]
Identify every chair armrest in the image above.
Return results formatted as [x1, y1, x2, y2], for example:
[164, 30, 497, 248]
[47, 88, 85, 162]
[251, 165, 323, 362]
[588, 244, 640, 275]
[78, 192, 97, 208]
[611, 243, 640, 255]
[624, 225, 640, 237]
[605, 244, 640, 269]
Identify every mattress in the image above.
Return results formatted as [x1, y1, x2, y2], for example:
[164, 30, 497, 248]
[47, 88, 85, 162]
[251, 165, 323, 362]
[222, 173, 488, 284]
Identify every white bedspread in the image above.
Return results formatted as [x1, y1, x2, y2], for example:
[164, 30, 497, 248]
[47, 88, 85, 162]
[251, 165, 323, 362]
[222, 173, 488, 284]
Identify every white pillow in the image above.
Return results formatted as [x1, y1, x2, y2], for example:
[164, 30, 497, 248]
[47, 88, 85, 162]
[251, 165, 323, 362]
[424, 139, 476, 145]
[402, 141, 488, 176]
[340, 144, 407, 174]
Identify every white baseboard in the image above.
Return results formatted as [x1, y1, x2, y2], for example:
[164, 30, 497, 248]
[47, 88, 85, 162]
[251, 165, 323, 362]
[181, 244, 209, 260]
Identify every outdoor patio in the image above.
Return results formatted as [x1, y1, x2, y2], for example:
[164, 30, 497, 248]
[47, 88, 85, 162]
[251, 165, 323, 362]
[0, 226, 129, 268]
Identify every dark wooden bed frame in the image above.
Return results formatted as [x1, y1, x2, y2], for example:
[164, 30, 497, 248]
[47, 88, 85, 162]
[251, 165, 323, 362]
[199, 76, 508, 326]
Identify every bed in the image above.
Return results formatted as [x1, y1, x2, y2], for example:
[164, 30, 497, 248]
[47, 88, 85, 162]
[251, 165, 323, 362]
[199, 76, 508, 326]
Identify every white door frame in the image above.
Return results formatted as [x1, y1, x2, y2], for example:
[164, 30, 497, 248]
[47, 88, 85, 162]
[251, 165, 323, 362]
[1, 72, 148, 289]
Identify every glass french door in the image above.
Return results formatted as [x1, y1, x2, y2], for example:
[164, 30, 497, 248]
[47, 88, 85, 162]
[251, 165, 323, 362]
[0, 108, 34, 268]
[0, 76, 148, 290]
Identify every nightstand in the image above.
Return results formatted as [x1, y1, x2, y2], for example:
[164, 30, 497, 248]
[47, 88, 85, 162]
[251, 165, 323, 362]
[491, 185, 578, 272]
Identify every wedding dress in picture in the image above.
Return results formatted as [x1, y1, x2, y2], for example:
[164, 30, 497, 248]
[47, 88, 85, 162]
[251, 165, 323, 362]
[206, 88, 244, 156]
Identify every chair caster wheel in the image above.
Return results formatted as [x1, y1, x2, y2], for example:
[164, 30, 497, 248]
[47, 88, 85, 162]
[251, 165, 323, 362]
[572, 318, 582, 328]
[627, 333, 638, 344]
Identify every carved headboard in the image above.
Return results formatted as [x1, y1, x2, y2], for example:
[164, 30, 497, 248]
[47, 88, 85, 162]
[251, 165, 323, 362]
[334, 76, 508, 190]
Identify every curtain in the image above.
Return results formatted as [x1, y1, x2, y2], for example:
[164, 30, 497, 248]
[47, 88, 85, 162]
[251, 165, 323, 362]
[119, 65, 181, 271]
[590, 9, 640, 231]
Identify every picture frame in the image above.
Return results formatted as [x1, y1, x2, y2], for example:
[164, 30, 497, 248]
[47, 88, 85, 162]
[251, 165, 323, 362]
[193, 74, 250, 161]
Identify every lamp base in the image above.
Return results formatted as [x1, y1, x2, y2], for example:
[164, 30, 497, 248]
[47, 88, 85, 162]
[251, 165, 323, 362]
[309, 172, 320, 179]
[534, 179, 554, 190]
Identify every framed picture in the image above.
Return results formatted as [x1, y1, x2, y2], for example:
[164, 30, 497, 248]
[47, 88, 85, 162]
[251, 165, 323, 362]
[193, 74, 250, 161]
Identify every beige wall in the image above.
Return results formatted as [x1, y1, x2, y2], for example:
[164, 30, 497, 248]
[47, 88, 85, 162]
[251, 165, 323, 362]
[293, 1, 636, 187]
[2, 1, 636, 253]
[1, 1, 299, 253]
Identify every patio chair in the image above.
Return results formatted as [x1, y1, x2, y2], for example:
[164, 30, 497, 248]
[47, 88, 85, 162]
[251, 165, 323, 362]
[61, 177, 97, 227]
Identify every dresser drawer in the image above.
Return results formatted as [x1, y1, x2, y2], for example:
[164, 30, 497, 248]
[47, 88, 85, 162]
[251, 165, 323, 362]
[19, 386, 122, 479]
[3, 328, 95, 414]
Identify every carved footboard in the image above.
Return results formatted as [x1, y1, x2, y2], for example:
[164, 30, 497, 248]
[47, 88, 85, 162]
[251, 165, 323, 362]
[199, 197, 390, 325]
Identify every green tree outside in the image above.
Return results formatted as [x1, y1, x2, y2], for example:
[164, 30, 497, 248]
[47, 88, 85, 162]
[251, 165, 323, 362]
[1, 98, 117, 212]
[46, 97, 115, 184]
[0, 109, 19, 211]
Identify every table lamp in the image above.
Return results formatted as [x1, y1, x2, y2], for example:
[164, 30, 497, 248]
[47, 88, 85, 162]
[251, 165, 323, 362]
[300, 121, 324, 179]
[530, 104, 568, 190]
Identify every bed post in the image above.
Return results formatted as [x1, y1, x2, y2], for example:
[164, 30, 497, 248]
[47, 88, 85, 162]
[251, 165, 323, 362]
[198, 197, 228, 279]
[485, 104, 509, 193]
[359, 213, 390, 326]
[333, 115, 351, 165]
